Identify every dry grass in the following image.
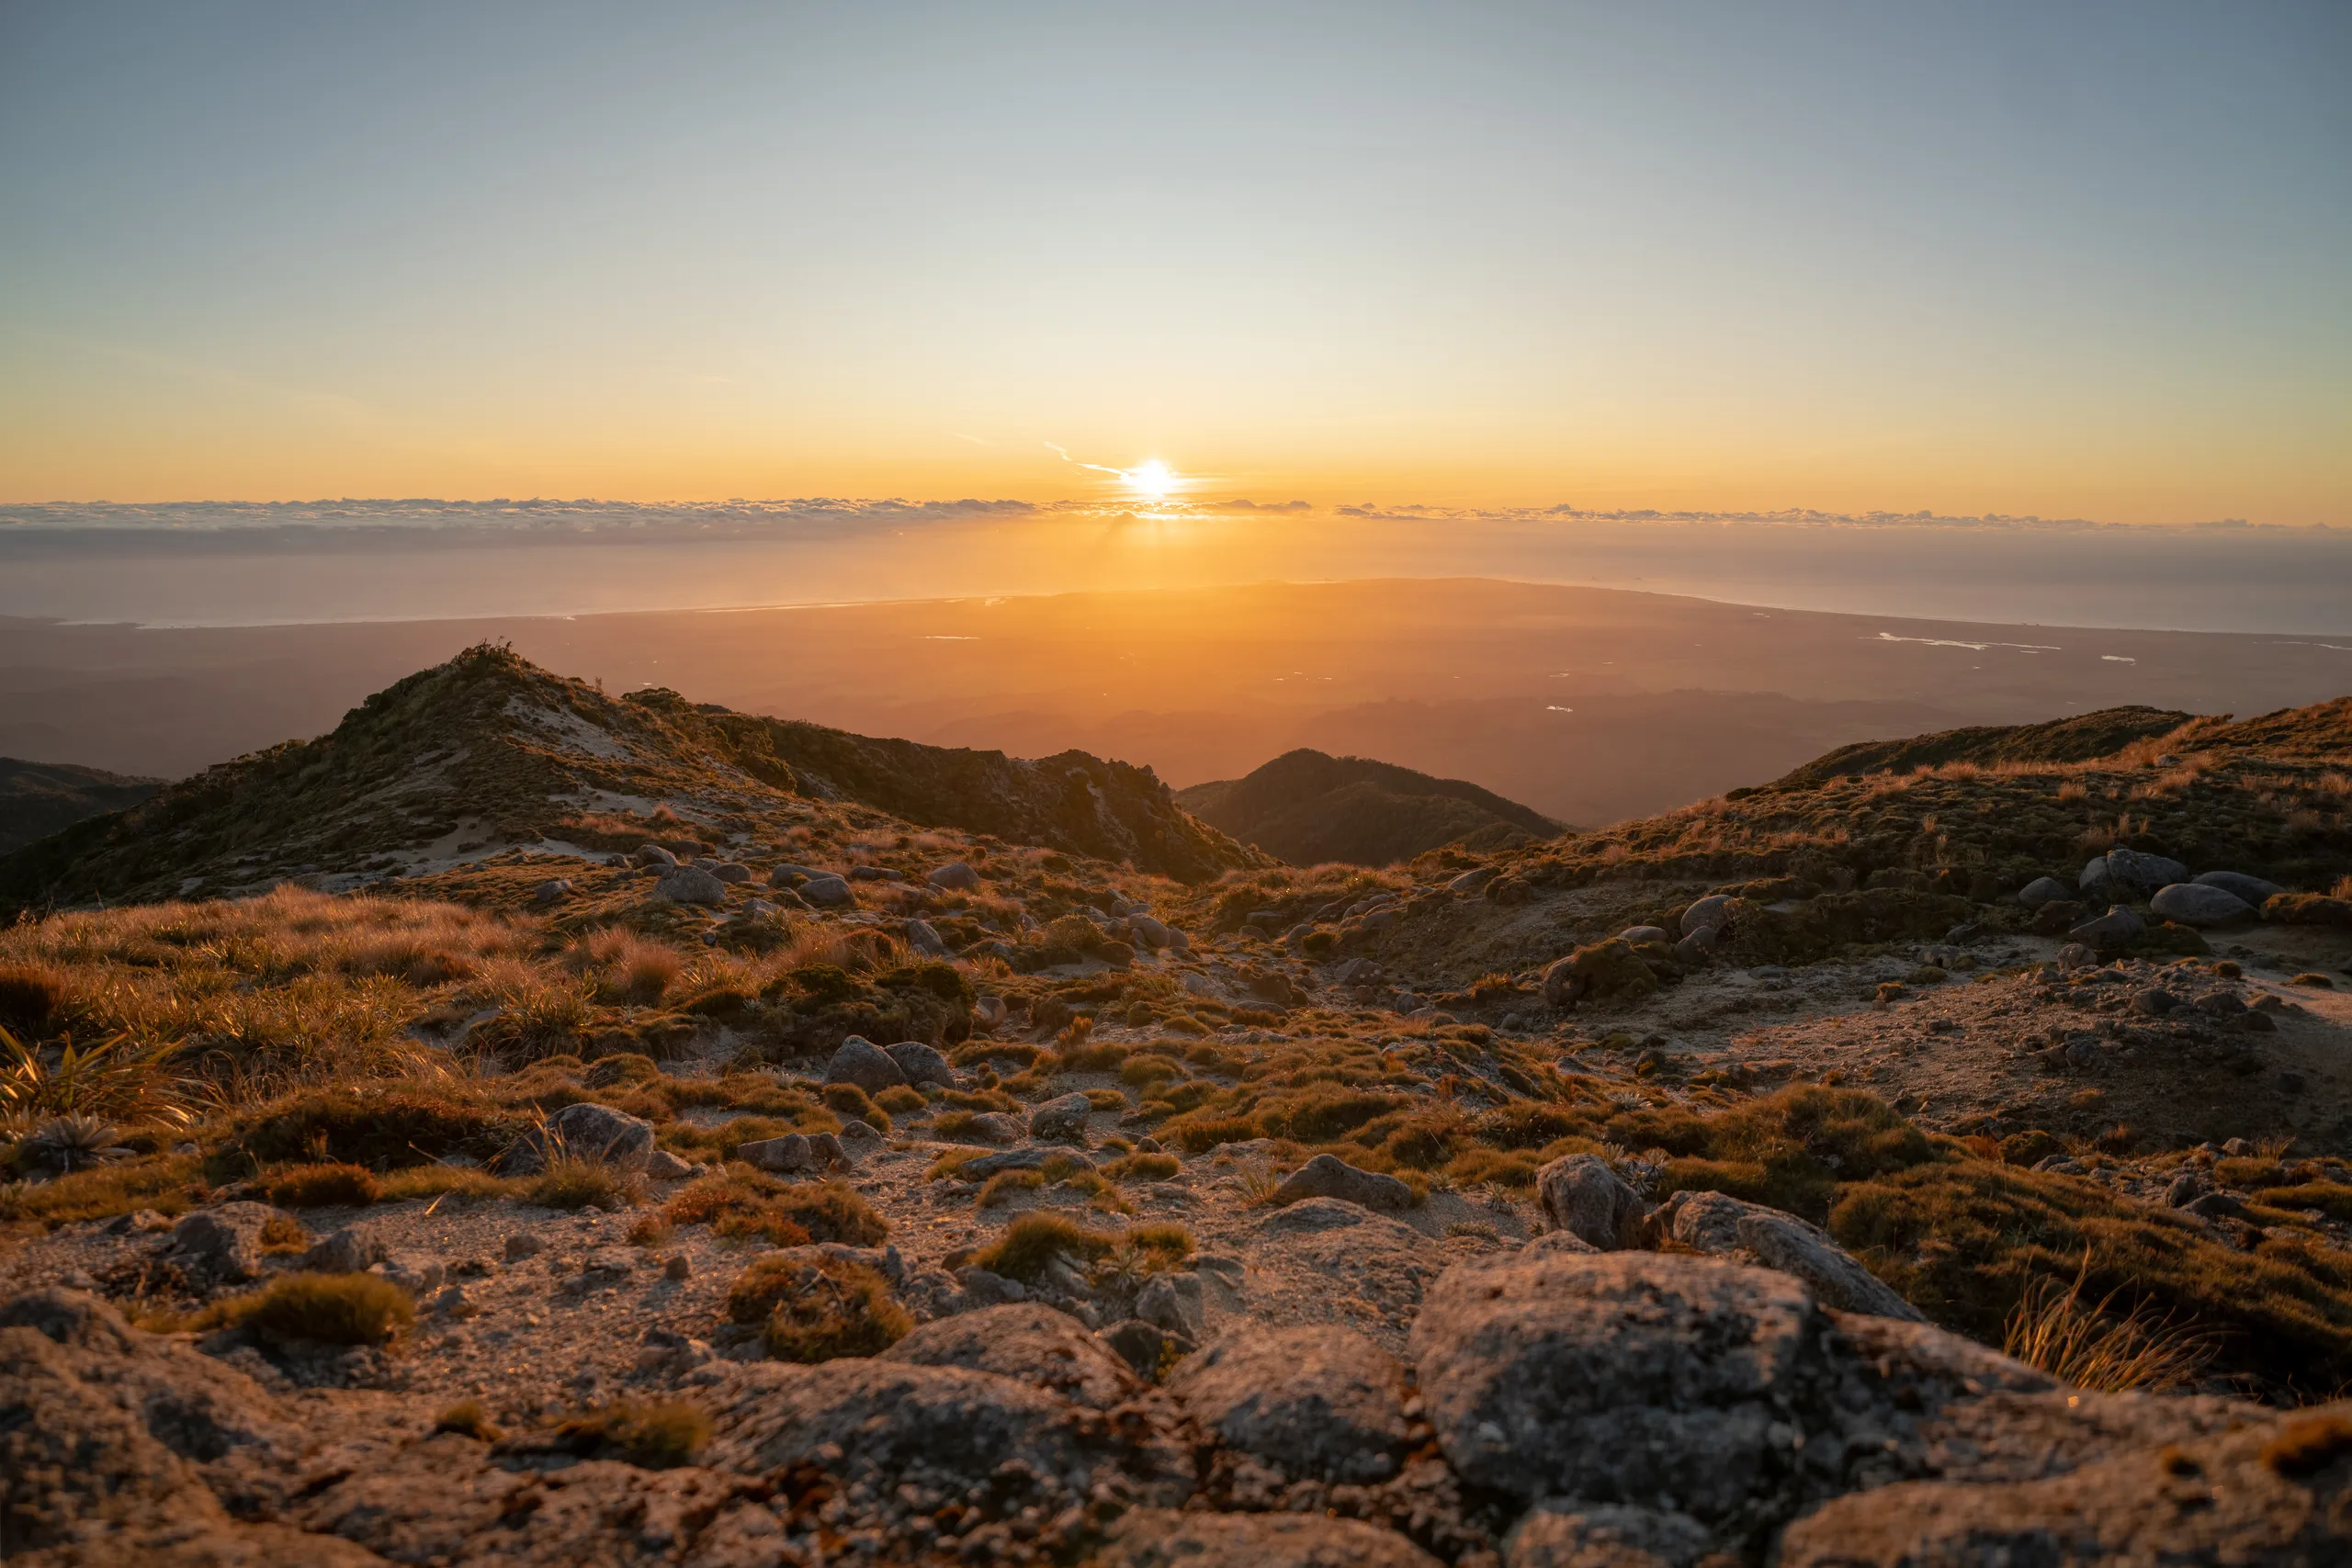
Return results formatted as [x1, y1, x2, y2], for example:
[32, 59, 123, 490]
[727, 1253, 910, 1361]
[180, 1271, 415, 1346]
[2004, 1252, 2217, 1393]
[549, 1399, 709, 1469]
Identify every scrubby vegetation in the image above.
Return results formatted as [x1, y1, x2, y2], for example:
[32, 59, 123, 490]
[190, 1271, 415, 1346]
[548, 1399, 710, 1469]
[728, 1253, 910, 1361]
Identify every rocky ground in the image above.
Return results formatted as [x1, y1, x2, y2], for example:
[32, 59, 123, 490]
[6, 658, 2352, 1563]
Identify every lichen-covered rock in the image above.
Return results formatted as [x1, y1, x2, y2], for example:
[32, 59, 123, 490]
[1542, 939, 1658, 1009]
[880, 1303, 1142, 1410]
[506, 1100, 657, 1174]
[1095, 1507, 1443, 1567]
[737, 1132, 814, 1173]
[2150, 881, 2256, 927]
[1776, 1403, 2352, 1566]
[1505, 1502, 1713, 1568]
[883, 1039, 956, 1087]
[2016, 876, 2073, 908]
[1534, 1154, 1642, 1250]
[1270, 1152, 1412, 1211]
[700, 1358, 1188, 1500]
[1657, 1190, 1922, 1322]
[1028, 1090, 1096, 1141]
[1169, 1324, 1411, 1482]
[1407, 1251, 1817, 1520]
[826, 1034, 908, 1093]
[929, 860, 983, 890]
[1679, 895, 1736, 937]
[2195, 869, 2282, 907]
[653, 863, 728, 905]
[168, 1201, 288, 1283]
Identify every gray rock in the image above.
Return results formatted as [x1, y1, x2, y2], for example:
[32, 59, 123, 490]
[700, 1358, 1188, 1499]
[2067, 904, 2145, 950]
[973, 995, 1008, 1030]
[374, 1253, 444, 1295]
[2194, 869, 2282, 907]
[2083, 847, 2188, 896]
[797, 873, 854, 907]
[1534, 1154, 1642, 1250]
[1129, 914, 1173, 950]
[1521, 1230, 1601, 1260]
[1332, 956, 1385, 986]
[1095, 1507, 1443, 1567]
[1100, 1318, 1183, 1379]
[953, 1267, 1029, 1306]
[2149, 882, 2256, 928]
[881, 1303, 1140, 1409]
[950, 1146, 1093, 1179]
[1136, 1271, 1205, 1340]
[1271, 1153, 1412, 1211]
[1679, 895, 1736, 937]
[503, 1231, 546, 1260]
[1169, 1324, 1410, 1482]
[1449, 868, 1498, 896]
[738, 1133, 815, 1173]
[708, 862, 752, 884]
[169, 1202, 287, 1283]
[635, 843, 679, 867]
[1407, 1250, 1817, 1517]
[1657, 1190, 1922, 1321]
[300, 1223, 391, 1275]
[836, 1118, 883, 1147]
[766, 863, 812, 886]
[1029, 1091, 1097, 1141]
[646, 1147, 695, 1179]
[1505, 1503, 1713, 1568]
[927, 861, 983, 891]
[826, 1034, 908, 1093]
[508, 1101, 656, 1174]
[1617, 925, 1671, 945]
[654, 864, 728, 906]
[1671, 930, 1716, 965]
[2017, 876, 2074, 908]
[806, 1131, 847, 1168]
[532, 877, 572, 903]
[902, 918, 950, 957]
[1259, 1196, 1391, 1235]
[883, 1040, 955, 1087]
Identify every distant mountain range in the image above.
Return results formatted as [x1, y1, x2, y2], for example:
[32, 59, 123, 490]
[0, 758, 164, 855]
[1175, 749, 1561, 867]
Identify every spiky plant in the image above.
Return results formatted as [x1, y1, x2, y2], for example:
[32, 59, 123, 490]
[0, 1024, 189, 1133]
[26, 1113, 125, 1173]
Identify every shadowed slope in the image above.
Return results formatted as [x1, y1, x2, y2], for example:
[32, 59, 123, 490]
[1177, 748, 1562, 866]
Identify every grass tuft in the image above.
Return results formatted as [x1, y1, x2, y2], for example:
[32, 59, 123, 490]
[727, 1253, 910, 1361]
[202, 1271, 414, 1346]
[521, 1155, 645, 1212]
[433, 1398, 503, 1441]
[261, 1162, 381, 1208]
[2001, 1253, 2217, 1393]
[550, 1399, 709, 1469]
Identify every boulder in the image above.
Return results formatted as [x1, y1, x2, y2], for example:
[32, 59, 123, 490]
[1679, 895, 1736, 938]
[2066, 905, 2145, 951]
[2194, 869, 2282, 908]
[1657, 1190, 1922, 1321]
[300, 1222, 392, 1275]
[903, 918, 951, 957]
[952, 1147, 1093, 1180]
[1542, 939, 1658, 1009]
[767, 863, 813, 886]
[738, 1134, 815, 1173]
[531, 877, 572, 903]
[826, 1035, 908, 1093]
[1028, 1091, 1097, 1142]
[798, 874, 854, 907]
[883, 1040, 955, 1087]
[1534, 1154, 1642, 1250]
[1100, 1318, 1181, 1380]
[2081, 847, 2188, 897]
[635, 843, 679, 867]
[1270, 1153, 1413, 1211]
[880, 1303, 1141, 1410]
[654, 864, 728, 906]
[169, 1202, 288, 1283]
[1505, 1503, 1713, 1568]
[1169, 1324, 1411, 1482]
[1095, 1508, 1442, 1567]
[1136, 1271, 1206, 1340]
[2149, 883, 2256, 928]
[1672, 929, 1716, 965]
[928, 861, 983, 891]
[1129, 915, 1173, 950]
[1618, 925, 1671, 945]
[504, 1101, 655, 1174]
[700, 1358, 1187, 1499]
[2016, 876, 2074, 908]
[1407, 1251, 1817, 1518]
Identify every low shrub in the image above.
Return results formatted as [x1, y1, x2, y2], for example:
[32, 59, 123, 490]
[210, 1271, 414, 1346]
[433, 1399, 503, 1441]
[261, 1162, 382, 1208]
[874, 1086, 928, 1114]
[821, 1081, 888, 1131]
[1104, 1151, 1180, 1181]
[549, 1400, 710, 1469]
[521, 1156, 645, 1212]
[219, 1087, 523, 1173]
[975, 1213, 1190, 1284]
[727, 1253, 910, 1361]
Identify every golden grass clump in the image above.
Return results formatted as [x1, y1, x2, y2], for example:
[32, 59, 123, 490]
[550, 1400, 710, 1469]
[199, 1271, 415, 1346]
[261, 1162, 382, 1208]
[2002, 1254, 2216, 1393]
[433, 1398, 503, 1441]
[727, 1253, 910, 1362]
[520, 1155, 644, 1212]
[974, 1213, 1191, 1285]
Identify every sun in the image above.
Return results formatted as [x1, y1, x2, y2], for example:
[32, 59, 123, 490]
[1124, 458, 1174, 500]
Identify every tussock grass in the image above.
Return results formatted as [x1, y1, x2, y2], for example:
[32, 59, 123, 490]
[2003, 1253, 2217, 1393]
[433, 1398, 503, 1441]
[974, 1213, 1191, 1284]
[185, 1271, 415, 1346]
[728, 1253, 910, 1361]
[260, 1162, 381, 1208]
[549, 1400, 709, 1469]
[520, 1156, 644, 1212]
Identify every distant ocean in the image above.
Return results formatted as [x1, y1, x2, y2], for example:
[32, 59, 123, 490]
[4, 502, 2346, 634]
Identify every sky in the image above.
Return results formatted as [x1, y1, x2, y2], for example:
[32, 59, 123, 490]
[1, 1, 2346, 523]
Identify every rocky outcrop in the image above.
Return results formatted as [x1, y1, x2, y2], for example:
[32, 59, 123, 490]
[1657, 1190, 1923, 1321]
[1169, 1324, 1412, 1482]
